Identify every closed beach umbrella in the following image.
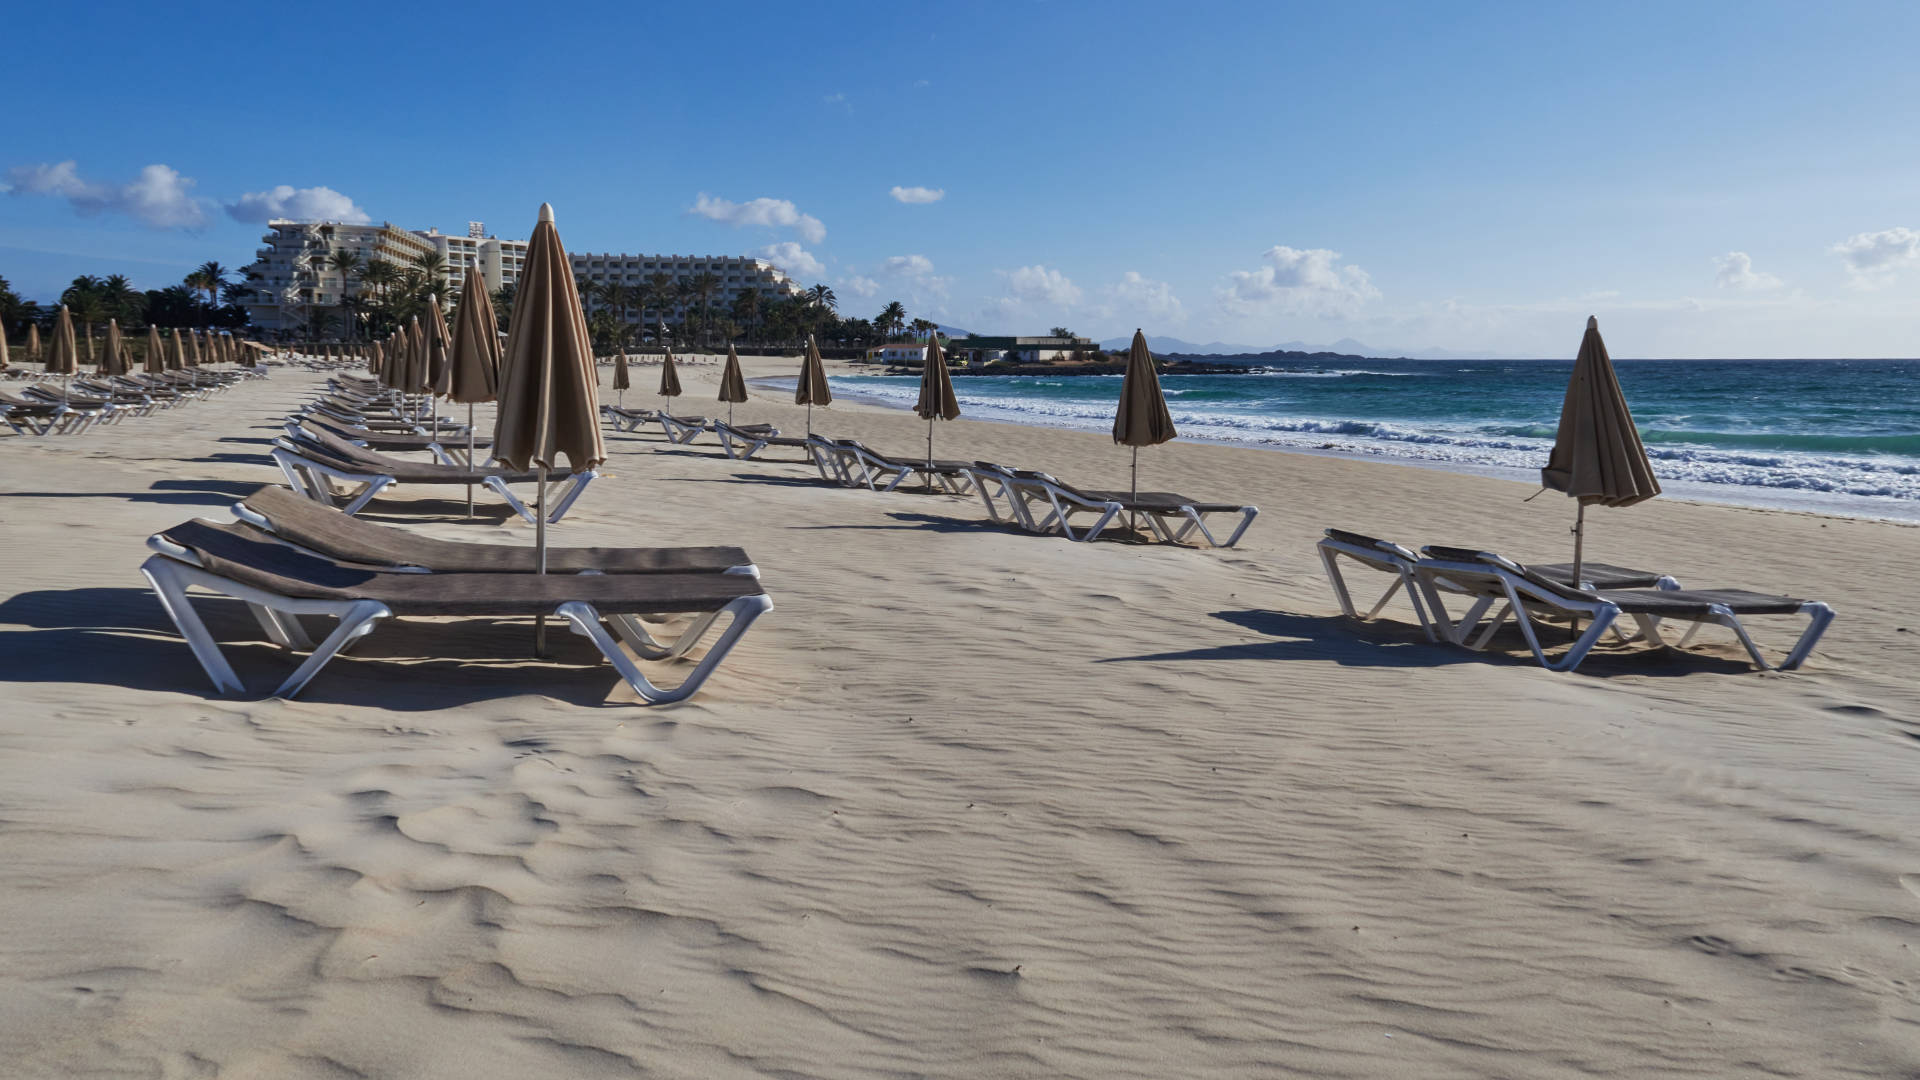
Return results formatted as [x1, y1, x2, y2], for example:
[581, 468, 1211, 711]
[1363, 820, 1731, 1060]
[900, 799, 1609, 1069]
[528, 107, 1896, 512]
[368, 338, 382, 376]
[611, 346, 630, 405]
[423, 294, 452, 398]
[448, 264, 503, 516]
[493, 203, 604, 653]
[144, 326, 165, 374]
[796, 332, 831, 436]
[186, 329, 202, 368]
[1113, 328, 1176, 523]
[0, 323, 9, 370]
[101, 319, 125, 376]
[1541, 316, 1661, 589]
[913, 333, 961, 489]
[48, 305, 78, 376]
[171, 329, 188, 371]
[658, 345, 682, 406]
[27, 324, 40, 366]
[718, 343, 747, 425]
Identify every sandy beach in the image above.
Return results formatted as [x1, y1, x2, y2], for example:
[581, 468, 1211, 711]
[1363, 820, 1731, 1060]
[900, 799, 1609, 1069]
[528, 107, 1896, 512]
[1, 356, 1916, 1078]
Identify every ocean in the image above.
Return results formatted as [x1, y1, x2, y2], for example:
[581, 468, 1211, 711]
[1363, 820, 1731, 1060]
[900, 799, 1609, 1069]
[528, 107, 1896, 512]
[821, 358, 1920, 521]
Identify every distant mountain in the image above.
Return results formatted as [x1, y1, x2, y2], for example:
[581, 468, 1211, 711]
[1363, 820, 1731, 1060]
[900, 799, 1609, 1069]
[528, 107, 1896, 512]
[935, 323, 973, 339]
[1100, 334, 1528, 361]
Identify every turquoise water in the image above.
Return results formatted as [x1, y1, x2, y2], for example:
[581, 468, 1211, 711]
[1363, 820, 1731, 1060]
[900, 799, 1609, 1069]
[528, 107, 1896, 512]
[828, 359, 1920, 516]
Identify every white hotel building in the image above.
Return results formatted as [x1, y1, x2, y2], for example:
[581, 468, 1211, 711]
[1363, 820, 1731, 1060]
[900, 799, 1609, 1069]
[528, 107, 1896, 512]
[240, 219, 803, 336]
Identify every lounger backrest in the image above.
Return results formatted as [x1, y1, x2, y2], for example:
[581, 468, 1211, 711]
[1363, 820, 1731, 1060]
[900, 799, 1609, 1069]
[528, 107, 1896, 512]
[1324, 529, 1417, 563]
[1421, 545, 1593, 604]
[157, 519, 377, 596]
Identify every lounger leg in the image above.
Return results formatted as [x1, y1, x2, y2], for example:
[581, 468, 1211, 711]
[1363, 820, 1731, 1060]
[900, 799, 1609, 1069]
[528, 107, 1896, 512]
[340, 477, 393, 516]
[1319, 547, 1362, 620]
[247, 602, 313, 649]
[547, 471, 597, 523]
[485, 477, 535, 524]
[557, 595, 773, 704]
[880, 466, 911, 493]
[271, 601, 392, 699]
[1781, 602, 1835, 670]
[140, 557, 244, 694]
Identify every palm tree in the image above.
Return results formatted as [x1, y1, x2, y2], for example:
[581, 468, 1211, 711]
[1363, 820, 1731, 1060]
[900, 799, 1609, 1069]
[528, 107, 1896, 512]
[641, 272, 673, 340]
[909, 317, 938, 337]
[877, 300, 907, 341]
[730, 289, 762, 344]
[491, 284, 516, 333]
[327, 251, 365, 339]
[808, 282, 837, 314]
[194, 261, 230, 309]
[593, 280, 628, 341]
[690, 271, 720, 348]
[411, 251, 448, 300]
[100, 274, 145, 326]
[359, 259, 398, 298]
[62, 276, 106, 360]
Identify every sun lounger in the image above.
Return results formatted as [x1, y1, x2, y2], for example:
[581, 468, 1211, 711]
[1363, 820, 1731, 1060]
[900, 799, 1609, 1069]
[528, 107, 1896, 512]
[0, 393, 87, 435]
[24, 384, 128, 426]
[232, 485, 754, 576]
[600, 404, 658, 433]
[1411, 545, 1833, 671]
[812, 438, 978, 494]
[141, 518, 773, 703]
[657, 414, 714, 444]
[287, 414, 487, 465]
[964, 466, 1257, 546]
[711, 420, 808, 460]
[1316, 528, 1680, 642]
[272, 427, 596, 522]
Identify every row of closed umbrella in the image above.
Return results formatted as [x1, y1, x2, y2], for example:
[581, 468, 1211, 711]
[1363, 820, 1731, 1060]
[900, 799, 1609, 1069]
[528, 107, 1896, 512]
[3, 308, 249, 378]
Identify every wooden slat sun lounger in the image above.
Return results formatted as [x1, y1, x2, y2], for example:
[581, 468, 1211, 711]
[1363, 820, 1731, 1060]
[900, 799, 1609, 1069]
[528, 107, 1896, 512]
[141, 518, 773, 703]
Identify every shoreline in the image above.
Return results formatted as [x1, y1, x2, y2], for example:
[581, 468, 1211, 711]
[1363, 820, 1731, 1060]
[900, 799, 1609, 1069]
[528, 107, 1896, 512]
[752, 373, 1920, 526]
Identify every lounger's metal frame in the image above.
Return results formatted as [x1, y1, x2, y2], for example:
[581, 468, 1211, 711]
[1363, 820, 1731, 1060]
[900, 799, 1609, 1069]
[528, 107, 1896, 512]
[600, 405, 657, 433]
[657, 414, 711, 444]
[270, 438, 597, 524]
[814, 439, 977, 495]
[141, 536, 772, 704]
[712, 421, 791, 460]
[1411, 553, 1834, 672]
[0, 399, 95, 436]
[1317, 534, 1437, 641]
[283, 420, 469, 467]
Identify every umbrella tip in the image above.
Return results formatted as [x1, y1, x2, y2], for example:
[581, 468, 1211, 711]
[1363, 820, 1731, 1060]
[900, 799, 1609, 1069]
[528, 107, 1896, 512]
[1587, 315, 1598, 330]
[538, 203, 555, 223]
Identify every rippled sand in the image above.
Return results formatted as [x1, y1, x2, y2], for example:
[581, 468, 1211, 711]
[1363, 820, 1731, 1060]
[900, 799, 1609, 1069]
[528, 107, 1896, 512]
[0, 359, 1915, 1078]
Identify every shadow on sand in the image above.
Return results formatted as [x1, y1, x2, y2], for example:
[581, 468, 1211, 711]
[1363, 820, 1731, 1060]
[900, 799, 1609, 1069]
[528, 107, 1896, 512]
[1, 478, 266, 508]
[1099, 608, 1756, 676]
[0, 586, 641, 708]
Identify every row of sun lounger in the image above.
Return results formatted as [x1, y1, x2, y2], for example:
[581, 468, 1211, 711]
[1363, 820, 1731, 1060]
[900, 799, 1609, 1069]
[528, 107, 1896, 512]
[604, 408, 1263, 549]
[1317, 529, 1834, 671]
[1, 369, 257, 436]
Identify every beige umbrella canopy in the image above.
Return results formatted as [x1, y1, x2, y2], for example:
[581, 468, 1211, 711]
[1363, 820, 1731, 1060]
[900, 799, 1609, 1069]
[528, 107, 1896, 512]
[658, 346, 682, 406]
[1541, 316, 1660, 587]
[913, 334, 961, 487]
[0, 321, 9, 369]
[48, 305, 79, 376]
[187, 329, 203, 368]
[448, 265, 504, 517]
[423, 294, 452, 398]
[493, 203, 604, 650]
[171, 328, 188, 371]
[1113, 328, 1176, 521]
[144, 326, 166, 374]
[27, 324, 41, 366]
[101, 319, 125, 377]
[717, 343, 747, 424]
[611, 347, 630, 403]
[368, 338, 383, 376]
[796, 332, 831, 435]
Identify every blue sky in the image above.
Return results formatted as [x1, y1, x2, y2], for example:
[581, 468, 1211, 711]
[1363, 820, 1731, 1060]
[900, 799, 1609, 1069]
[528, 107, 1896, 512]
[4, 1, 1919, 357]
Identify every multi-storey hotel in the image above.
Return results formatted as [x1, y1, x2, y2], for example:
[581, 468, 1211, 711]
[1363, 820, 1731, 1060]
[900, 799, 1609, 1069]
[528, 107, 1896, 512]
[239, 219, 803, 336]
[569, 252, 806, 334]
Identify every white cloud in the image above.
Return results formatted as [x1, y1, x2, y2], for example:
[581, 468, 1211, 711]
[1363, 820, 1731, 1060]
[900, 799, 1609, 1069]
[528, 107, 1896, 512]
[890, 185, 945, 204]
[6, 160, 210, 229]
[1831, 227, 1920, 285]
[1002, 264, 1082, 307]
[1222, 245, 1378, 315]
[226, 184, 371, 225]
[1106, 271, 1186, 323]
[753, 241, 824, 279]
[842, 275, 879, 298]
[883, 254, 935, 277]
[1713, 251, 1781, 291]
[689, 193, 826, 244]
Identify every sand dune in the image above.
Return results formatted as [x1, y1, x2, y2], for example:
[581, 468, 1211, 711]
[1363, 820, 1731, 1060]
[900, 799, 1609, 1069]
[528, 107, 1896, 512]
[0, 360, 1915, 1077]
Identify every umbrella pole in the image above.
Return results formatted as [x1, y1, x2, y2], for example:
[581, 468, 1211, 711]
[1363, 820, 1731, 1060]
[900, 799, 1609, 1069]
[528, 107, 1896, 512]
[534, 465, 549, 657]
[927, 416, 935, 494]
[806, 401, 812, 438]
[1570, 501, 1587, 635]
[465, 402, 475, 518]
[1130, 445, 1139, 535]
